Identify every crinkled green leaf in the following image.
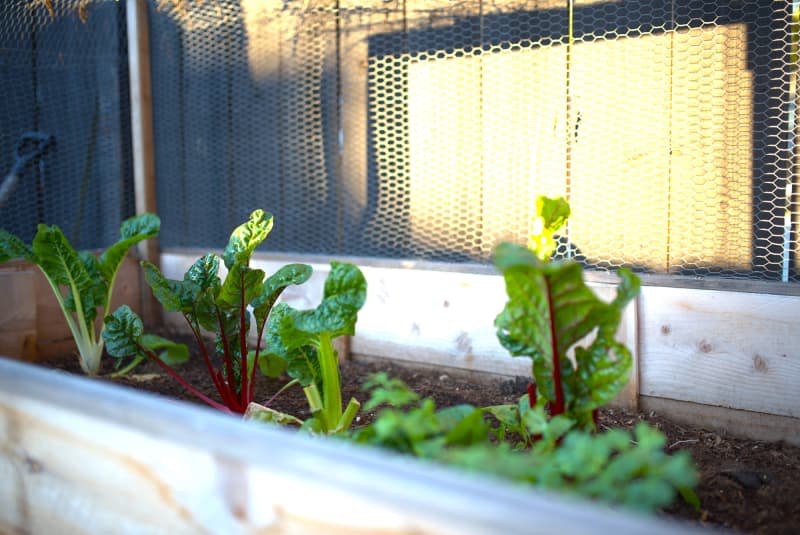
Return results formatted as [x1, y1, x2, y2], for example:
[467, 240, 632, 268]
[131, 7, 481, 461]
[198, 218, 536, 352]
[528, 195, 570, 260]
[142, 261, 185, 312]
[222, 209, 273, 269]
[494, 242, 640, 424]
[32, 224, 90, 288]
[141, 334, 189, 365]
[252, 263, 312, 331]
[98, 213, 159, 282]
[216, 263, 265, 309]
[0, 229, 34, 262]
[183, 254, 221, 292]
[293, 262, 366, 337]
[64, 251, 106, 326]
[102, 305, 145, 358]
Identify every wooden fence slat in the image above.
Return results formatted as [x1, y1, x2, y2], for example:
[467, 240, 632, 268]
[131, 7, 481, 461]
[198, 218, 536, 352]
[639, 286, 800, 419]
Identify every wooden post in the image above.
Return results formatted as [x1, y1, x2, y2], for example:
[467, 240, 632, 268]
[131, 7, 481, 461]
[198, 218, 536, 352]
[127, 0, 161, 327]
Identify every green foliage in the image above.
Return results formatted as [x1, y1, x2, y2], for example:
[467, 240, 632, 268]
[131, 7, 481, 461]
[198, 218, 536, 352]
[351, 374, 698, 513]
[0, 214, 161, 374]
[104, 210, 312, 414]
[527, 195, 570, 260]
[261, 262, 367, 433]
[495, 195, 640, 428]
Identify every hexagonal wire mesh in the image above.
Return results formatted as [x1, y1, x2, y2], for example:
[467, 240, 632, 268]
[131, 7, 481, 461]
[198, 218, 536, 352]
[147, 0, 800, 282]
[5, 1, 793, 282]
[0, 0, 135, 249]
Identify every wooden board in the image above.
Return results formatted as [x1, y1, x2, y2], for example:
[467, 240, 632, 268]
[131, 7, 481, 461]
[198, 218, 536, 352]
[640, 396, 800, 447]
[0, 256, 142, 361]
[639, 286, 800, 418]
[0, 357, 705, 535]
[0, 271, 37, 361]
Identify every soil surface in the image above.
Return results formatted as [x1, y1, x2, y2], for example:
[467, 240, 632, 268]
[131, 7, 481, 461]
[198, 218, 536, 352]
[43, 347, 800, 535]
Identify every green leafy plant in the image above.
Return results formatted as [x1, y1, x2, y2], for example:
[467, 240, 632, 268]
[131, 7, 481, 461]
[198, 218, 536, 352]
[352, 374, 698, 513]
[0, 214, 160, 374]
[248, 262, 367, 434]
[495, 195, 639, 428]
[103, 210, 312, 413]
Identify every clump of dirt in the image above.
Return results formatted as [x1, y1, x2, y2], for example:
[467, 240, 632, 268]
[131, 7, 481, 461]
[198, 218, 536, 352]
[43, 350, 800, 535]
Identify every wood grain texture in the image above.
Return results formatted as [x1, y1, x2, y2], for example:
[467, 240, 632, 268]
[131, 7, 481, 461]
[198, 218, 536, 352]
[639, 286, 800, 418]
[640, 396, 800, 447]
[0, 257, 141, 361]
[0, 357, 703, 535]
[0, 271, 37, 361]
[127, 0, 161, 327]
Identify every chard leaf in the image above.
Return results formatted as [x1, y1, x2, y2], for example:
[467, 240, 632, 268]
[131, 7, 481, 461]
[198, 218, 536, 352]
[32, 224, 91, 288]
[216, 263, 265, 309]
[98, 213, 159, 282]
[0, 229, 34, 262]
[184, 254, 221, 291]
[262, 263, 366, 385]
[528, 196, 570, 260]
[222, 209, 273, 269]
[293, 262, 367, 337]
[64, 251, 106, 325]
[255, 350, 286, 377]
[103, 305, 145, 358]
[252, 263, 312, 331]
[141, 334, 189, 365]
[142, 261, 186, 312]
[494, 242, 639, 423]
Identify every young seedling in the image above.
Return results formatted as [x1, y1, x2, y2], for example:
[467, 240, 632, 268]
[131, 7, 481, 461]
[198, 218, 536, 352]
[103, 210, 312, 413]
[248, 262, 366, 434]
[0, 214, 160, 374]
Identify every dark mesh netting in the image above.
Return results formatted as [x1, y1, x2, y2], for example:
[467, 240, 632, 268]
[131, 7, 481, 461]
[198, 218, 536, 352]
[0, 0, 134, 249]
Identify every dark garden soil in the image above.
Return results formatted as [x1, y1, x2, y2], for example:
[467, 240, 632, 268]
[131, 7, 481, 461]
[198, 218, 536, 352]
[43, 343, 800, 535]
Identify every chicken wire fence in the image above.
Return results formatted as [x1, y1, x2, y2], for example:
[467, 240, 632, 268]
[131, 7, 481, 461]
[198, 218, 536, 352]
[1, 1, 799, 283]
[0, 0, 134, 250]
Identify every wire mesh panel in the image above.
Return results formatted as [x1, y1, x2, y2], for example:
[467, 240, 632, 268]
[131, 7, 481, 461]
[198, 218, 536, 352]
[147, 0, 800, 282]
[0, 0, 134, 249]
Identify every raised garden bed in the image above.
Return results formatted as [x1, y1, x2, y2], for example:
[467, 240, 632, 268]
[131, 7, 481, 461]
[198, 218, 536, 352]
[26, 346, 800, 535]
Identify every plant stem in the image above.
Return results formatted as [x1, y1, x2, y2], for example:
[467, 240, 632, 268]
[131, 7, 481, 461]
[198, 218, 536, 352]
[142, 347, 231, 413]
[263, 378, 300, 407]
[544, 277, 565, 416]
[239, 272, 249, 408]
[187, 316, 226, 396]
[216, 307, 236, 392]
[318, 332, 342, 429]
[109, 355, 144, 378]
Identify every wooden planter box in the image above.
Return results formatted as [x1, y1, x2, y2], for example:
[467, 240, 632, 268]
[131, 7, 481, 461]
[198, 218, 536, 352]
[1, 252, 797, 533]
[0, 357, 706, 535]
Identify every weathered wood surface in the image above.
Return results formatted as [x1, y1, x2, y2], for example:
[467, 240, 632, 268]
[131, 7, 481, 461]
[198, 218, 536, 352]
[639, 286, 800, 419]
[0, 256, 141, 360]
[0, 271, 36, 361]
[0, 357, 705, 535]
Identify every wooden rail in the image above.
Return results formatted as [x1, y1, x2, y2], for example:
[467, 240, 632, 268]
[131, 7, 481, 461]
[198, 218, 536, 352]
[0, 357, 707, 535]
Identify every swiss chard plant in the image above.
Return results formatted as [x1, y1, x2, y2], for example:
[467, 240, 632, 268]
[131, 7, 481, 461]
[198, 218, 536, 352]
[247, 261, 367, 434]
[352, 373, 698, 513]
[103, 210, 312, 414]
[495, 196, 639, 429]
[0, 214, 161, 374]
